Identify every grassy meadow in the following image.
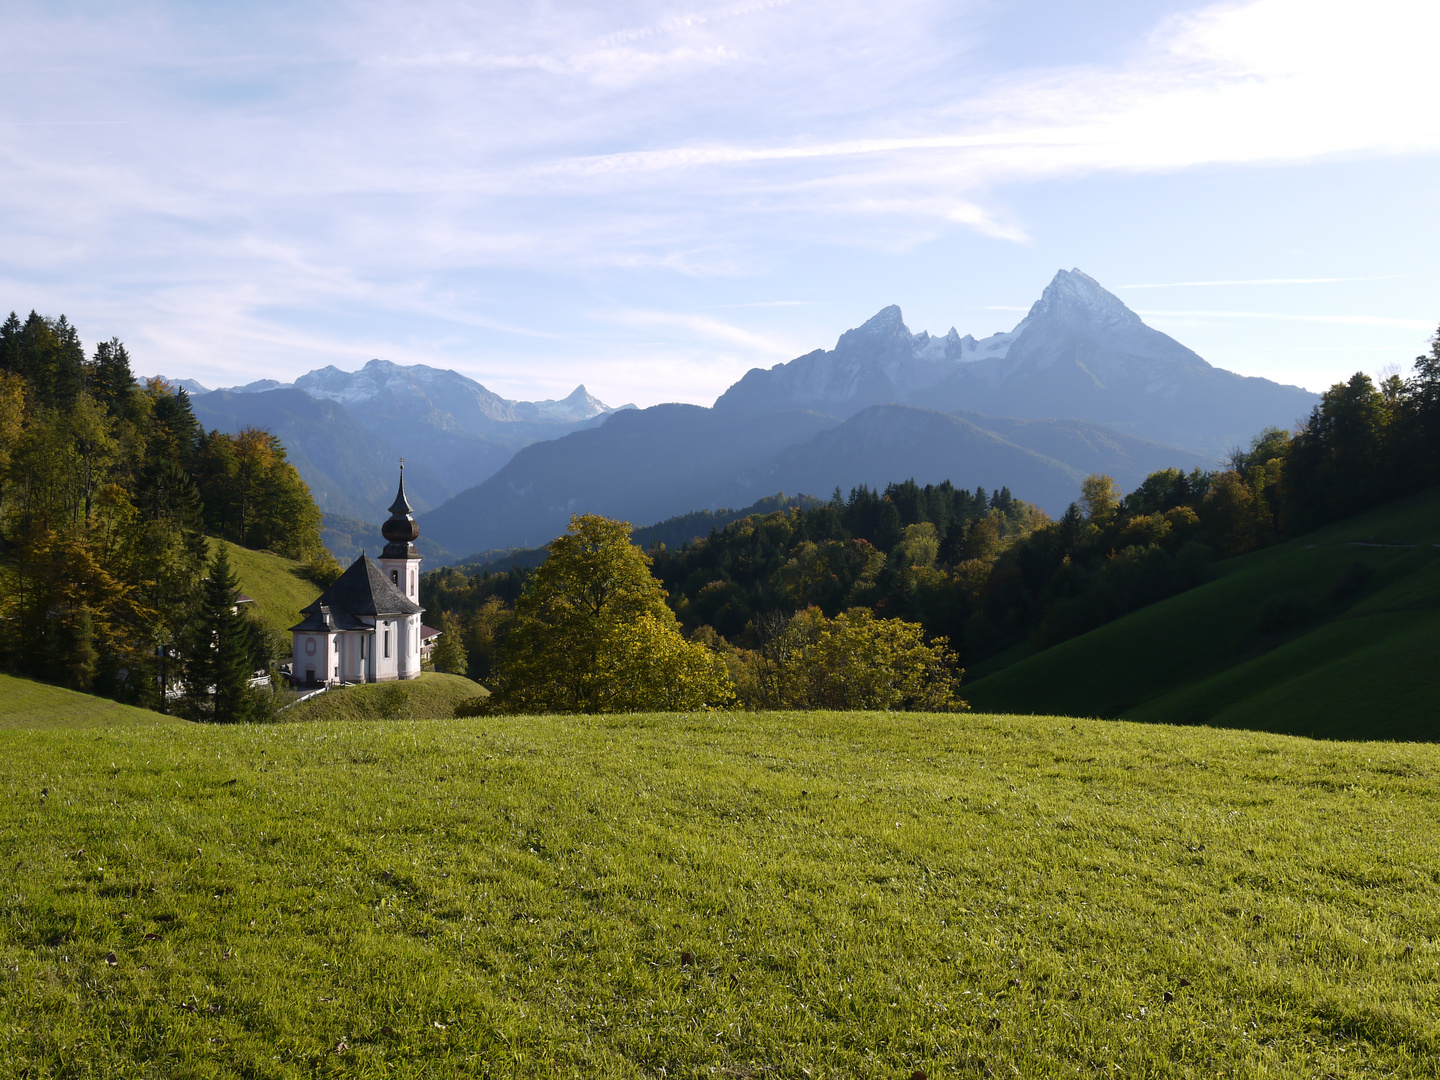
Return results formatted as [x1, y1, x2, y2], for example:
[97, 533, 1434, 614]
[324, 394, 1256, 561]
[966, 487, 1440, 740]
[2, 707, 1438, 1077]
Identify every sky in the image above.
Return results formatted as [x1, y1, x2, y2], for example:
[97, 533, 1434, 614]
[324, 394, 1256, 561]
[2, 0, 1438, 408]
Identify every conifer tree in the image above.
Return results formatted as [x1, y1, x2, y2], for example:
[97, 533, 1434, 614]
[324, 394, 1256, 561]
[180, 545, 266, 722]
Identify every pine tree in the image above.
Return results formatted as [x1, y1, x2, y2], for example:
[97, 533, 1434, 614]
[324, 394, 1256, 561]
[180, 545, 266, 722]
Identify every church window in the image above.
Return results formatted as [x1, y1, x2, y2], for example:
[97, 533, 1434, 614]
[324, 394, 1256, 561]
[384, 628, 391, 658]
[392, 570, 398, 585]
[360, 637, 366, 661]
[410, 571, 414, 593]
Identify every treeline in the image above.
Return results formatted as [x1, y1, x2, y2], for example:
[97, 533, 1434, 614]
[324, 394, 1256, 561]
[0, 309, 333, 712]
[424, 331, 1440, 690]
[423, 481, 1045, 687]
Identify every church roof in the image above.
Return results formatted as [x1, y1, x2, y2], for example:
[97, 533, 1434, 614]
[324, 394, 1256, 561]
[289, 554, 421, 633]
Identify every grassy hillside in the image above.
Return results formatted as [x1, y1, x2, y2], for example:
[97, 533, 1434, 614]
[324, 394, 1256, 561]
[0, 673, 179, 730]
[2, 711, 1438, 1076]
[281, 672, 487, 722]
[964, 487, 1440, 740]
[208, 538, 323, 640]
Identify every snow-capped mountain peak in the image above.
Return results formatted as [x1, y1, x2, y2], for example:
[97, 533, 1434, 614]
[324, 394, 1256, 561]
[1020, 268, 1144, 334]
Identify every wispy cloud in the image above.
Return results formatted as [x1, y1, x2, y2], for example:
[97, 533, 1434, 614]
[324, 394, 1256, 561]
[1137, 310, 1435, 331]
[1118, 277, 1400, 288]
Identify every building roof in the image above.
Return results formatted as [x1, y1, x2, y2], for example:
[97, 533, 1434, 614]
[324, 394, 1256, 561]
[289, 553, 422, 633]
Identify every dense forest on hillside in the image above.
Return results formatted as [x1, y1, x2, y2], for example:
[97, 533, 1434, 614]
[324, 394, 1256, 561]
[0, 309, 333, 712]
[424, 332, 1440, 693]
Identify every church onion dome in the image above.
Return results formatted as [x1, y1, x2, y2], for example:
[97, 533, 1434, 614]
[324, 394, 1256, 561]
[380, 465, 420, 559]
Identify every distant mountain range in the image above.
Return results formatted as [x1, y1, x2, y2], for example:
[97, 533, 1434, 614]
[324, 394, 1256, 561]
[179, 360, 632, 519]
[169, 270, 1321, 563]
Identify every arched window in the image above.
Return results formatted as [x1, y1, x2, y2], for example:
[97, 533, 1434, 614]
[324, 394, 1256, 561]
[391, 570, 398, 585]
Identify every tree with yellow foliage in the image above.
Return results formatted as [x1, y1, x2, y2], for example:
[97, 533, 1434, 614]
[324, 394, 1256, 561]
[485, 514, 734, 713]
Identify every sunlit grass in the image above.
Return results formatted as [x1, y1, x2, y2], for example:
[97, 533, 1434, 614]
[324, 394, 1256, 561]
[2, 710, 1438, 1077]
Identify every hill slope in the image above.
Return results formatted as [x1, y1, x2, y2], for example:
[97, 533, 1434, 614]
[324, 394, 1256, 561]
[964, 487, 1440, 740]
[0, 673, 179, 729]
[209, 539, 323, 640]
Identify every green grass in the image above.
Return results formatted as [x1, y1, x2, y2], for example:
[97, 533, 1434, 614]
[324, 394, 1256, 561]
[0, 673, 180, 730]
[210, 538, 323, 641]
[280, 672, 487, 723]
[3, 710, 1439, 1077]
[964, 487, 1440, 740]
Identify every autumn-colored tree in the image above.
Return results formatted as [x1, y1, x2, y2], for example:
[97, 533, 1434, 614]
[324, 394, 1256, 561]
[486, 514, 734, 713]
[750, 606, 965, 711]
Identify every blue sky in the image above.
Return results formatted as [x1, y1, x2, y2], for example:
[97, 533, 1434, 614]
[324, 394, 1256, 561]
[2, 0, 1437, 407]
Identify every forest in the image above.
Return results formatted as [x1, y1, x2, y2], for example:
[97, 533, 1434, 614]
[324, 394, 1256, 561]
[424, 330, 1440, 700]
[0, 309, 333, 714]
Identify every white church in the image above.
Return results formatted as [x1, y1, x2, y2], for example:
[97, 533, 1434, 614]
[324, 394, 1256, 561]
[290, 468, 431, 686]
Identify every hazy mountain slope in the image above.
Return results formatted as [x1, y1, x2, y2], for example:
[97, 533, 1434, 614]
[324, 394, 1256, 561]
[715, 270, 1318, 458]
[750, 407, 1086, 512]
[419, 405, 838, 558]
[955, 411, 1216, 485]
[746, 405, 1214, 515]
[191, 388, 449, 519]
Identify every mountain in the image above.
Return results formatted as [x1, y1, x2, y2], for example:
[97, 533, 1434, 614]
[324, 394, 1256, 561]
[190, 388, 449, 518]
[187, 359, 631, 528]
[715, 269, 1318, 458]
[420, 405, 841, 558]
[418, 401, 1211, 559]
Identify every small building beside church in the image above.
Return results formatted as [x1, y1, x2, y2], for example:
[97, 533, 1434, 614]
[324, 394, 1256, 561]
[290, 469, 426, 686]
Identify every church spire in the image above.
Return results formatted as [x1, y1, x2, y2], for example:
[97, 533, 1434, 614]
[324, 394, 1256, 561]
[380, 460, 420, 558]
[388, 457, 413, 516]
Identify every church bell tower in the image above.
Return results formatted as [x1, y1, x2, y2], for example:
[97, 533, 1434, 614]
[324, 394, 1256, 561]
[378, 462, 422, 604]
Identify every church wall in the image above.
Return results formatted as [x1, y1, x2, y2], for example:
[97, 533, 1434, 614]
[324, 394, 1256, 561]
[294, 632, 338, 685]
[373, 618, 400, 682]
[397, 613, 422, 680]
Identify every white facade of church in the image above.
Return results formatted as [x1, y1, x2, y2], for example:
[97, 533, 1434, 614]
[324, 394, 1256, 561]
[290, 469, 426, 686]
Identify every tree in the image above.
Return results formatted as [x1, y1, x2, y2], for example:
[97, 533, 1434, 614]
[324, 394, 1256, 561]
[179, 545, 269, 723]
[486, 514, 734, 713]
[755, 607, 966, 711]
[1079, 474, 1120, 525]
[428, 613, 469, 674]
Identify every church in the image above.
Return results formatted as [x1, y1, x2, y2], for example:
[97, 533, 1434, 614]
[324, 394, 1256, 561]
[290, 468, 428, 686]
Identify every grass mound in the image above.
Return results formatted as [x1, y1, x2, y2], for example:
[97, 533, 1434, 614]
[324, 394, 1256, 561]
[2, 711, 1438, 1076]
[280, 672, 487, 722]
[965, 486, 1440, 740]
[0, 673, 179, 730]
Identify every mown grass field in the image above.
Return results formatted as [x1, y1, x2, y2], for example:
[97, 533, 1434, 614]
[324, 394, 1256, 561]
[965, 487, 1440, 740]
[3, 708, 1438, 1077]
